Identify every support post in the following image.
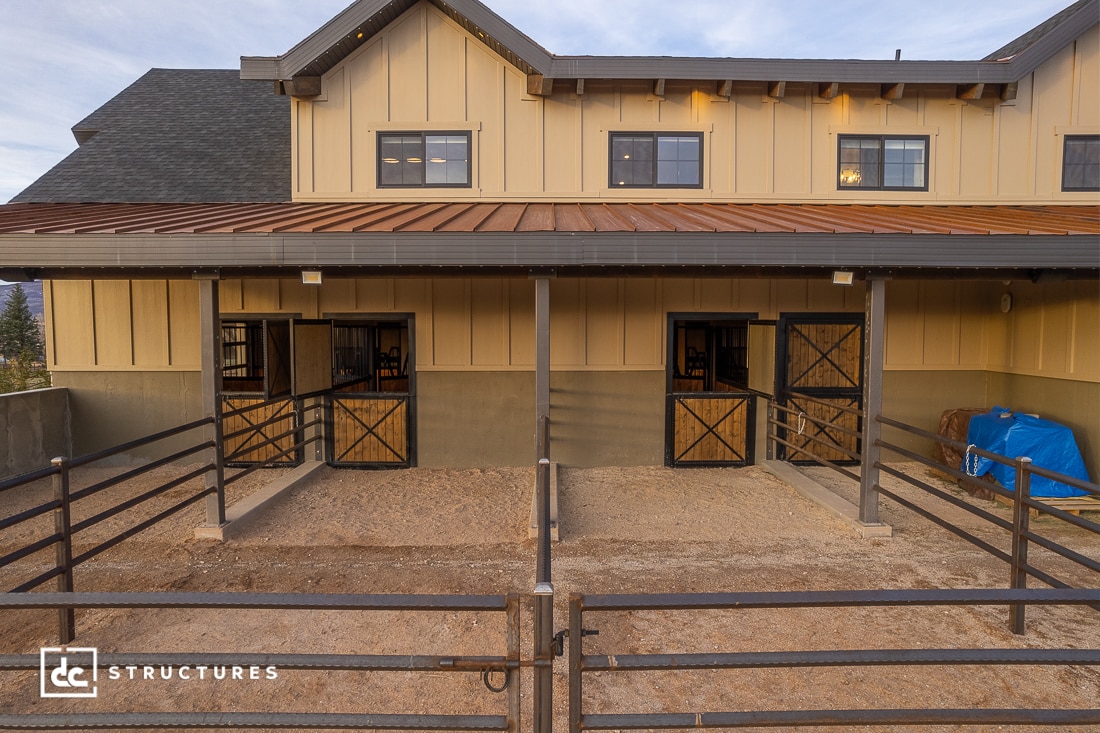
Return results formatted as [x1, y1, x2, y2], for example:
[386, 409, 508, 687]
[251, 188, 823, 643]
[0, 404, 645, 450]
[51, 457, 75, 643]
[1009, 456, 1032, 635]
[859, 276, 886, 525]
[197, 275, 226, 528]
[533, 274, 553, 733]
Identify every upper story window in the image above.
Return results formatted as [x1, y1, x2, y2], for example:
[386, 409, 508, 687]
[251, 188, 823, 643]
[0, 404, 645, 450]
[378, 132, 470, 188]
[610, 132, 703, 188]
[838, 135, 929, 191]
[1062, 135, 1100, 191]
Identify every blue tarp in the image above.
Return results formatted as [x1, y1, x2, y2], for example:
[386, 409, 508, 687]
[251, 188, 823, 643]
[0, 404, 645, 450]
[964, 407, 1090, 498]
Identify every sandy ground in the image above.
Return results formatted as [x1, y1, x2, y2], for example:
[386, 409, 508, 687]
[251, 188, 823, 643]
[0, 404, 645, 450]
[0, 460, 1098, 732]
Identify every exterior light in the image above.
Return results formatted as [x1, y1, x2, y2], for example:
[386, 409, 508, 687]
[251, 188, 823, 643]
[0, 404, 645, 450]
[832, 270, 854, 286]
[302, 270, 323, 285]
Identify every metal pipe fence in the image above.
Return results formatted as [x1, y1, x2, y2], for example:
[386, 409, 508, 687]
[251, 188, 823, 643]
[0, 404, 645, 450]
[874, 414, 1100, 633]
[0, 591, 522, 731]
[567, 589, 1100, 731]
[0, 419, 217, 643]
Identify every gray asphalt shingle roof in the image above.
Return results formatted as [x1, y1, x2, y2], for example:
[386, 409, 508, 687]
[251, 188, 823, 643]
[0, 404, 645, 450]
[11, 69, 290, 204]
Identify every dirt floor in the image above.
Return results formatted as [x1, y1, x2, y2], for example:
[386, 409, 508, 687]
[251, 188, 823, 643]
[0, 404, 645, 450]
[0, 460, 1098, 732]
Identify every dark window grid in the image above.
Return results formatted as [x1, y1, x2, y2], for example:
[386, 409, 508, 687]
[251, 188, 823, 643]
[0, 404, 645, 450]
[1062, 135, 1100, 191]
[837, 135, 929, 191]
[609, 132, 703, 188]
[378, 131, 471, 188]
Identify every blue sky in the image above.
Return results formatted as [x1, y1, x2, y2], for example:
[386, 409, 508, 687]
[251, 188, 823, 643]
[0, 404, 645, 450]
[0, 0, 1075, 203]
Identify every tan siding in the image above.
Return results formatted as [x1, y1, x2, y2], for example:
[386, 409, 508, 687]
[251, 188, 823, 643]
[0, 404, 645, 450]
[289, 1, 1098, 203]
[1077, 27, 1100, 126]
[319, 279, 356, 314]
[167, 280, 200, 368]
[50, 280, 95, 367]
[313, 67, 351, 193]
[550, 279, 584, 366]
[470, 279, 506, 366]
[431, 280, 469, 366]
[467, 42, 502, 192]
[348, 39, 387, 193]
[388, 8, 428, 121]
[504, 68, 540, 193]
[885, 280, 923, 366]
[1070, 281, 1100, 378]
[508, 279, 534, 366]
[92, 281, 132, 367]
[921, 282, 961, 366]
[585, 279, 620, 366]
[623, 279, 660, 366]
[426, 10, 465, 121]
[131, 280, 169, 367]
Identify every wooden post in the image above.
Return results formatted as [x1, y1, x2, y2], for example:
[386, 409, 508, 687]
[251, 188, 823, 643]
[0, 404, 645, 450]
[197, 275, 226, 528]
[859, 276, 886, 525]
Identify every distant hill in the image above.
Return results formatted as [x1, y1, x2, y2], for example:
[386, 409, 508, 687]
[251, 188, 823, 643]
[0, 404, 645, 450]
[0, 282, 45, 320]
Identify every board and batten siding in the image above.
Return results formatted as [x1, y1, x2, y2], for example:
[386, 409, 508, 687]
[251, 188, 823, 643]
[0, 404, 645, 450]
[43, 277, 1099, 384]
[290, 1, 1100, 204]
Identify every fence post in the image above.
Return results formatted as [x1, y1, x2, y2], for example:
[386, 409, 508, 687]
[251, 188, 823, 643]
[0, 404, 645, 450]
[197, 276, 226, 527]
[859, 275, 886, 525]
[505, 594, 521, 733]
[568, 594, 584, 733]
[50, 457, 75, 643]
[1009, 456, 1032, 635]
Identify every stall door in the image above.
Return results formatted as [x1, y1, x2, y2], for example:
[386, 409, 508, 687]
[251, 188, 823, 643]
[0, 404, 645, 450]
[777, 315, 863, 465]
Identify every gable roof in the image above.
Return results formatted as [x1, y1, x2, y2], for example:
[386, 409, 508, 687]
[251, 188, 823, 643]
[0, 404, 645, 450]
[11, 69, 290, 205]
[241, 0, 1100, 88]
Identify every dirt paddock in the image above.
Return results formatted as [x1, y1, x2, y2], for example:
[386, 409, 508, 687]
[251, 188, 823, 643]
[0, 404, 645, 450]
[0, 461, 1097, 732]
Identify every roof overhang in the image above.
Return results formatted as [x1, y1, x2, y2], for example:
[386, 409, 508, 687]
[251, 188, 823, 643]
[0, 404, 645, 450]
[0, 203, 1096, 281]
[240, 0, 1099, 91]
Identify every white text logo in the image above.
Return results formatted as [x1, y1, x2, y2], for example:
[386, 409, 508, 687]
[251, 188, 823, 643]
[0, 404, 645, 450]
[40, 647, 98, 698]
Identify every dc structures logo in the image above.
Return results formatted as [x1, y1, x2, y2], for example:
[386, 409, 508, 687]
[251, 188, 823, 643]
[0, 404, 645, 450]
[39, 647, 98, 698]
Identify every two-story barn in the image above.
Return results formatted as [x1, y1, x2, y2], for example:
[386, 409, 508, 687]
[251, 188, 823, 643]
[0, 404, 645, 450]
[1, 0, 1097, 475]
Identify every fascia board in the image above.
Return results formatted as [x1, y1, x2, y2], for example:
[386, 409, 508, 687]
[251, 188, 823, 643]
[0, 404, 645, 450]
[998, 0, 1099, 79]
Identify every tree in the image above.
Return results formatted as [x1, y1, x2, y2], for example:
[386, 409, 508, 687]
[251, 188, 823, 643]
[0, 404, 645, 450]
[0, 284, 45, 362]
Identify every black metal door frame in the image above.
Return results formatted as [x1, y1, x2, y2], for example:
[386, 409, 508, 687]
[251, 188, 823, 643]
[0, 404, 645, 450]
[775, 313, 864, 464]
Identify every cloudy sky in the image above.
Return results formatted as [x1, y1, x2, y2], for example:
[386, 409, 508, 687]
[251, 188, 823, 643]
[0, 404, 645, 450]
[0, 0, 1075, 203]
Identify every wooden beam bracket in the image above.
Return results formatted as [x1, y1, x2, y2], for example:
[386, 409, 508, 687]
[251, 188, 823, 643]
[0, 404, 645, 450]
[527, 74, 554, 96]
[881, 82, 905, 100]
[818, 82, 839, 100]
[653, 78, 666, 97]
[767, 80, 786, 98]
[717, 80, 733, 99]
[957, 82, 985, 100]
[286, 76, 322, 98]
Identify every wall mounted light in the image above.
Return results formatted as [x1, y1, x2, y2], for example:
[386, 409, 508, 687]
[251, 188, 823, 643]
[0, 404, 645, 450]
[301, 270, 323, 285]
[832, 270, 854, 286]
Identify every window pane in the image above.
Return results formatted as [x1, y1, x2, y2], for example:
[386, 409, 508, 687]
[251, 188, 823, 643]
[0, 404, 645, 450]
[1063, 136, 1100, 190]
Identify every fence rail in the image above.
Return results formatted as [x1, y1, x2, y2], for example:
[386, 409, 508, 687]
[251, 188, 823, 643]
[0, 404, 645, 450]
[873, 414, 1100, 632]
[568, 588, 1100, 732]
[0, 591, 521, 732]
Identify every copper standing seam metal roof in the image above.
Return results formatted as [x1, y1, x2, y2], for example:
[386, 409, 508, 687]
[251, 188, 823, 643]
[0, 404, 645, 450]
[0, 202, 1097, 236]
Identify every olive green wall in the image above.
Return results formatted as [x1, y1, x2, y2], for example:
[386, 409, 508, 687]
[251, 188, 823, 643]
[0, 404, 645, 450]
[416, 370, 665, 468]
[986, 372, 1099, 477]
[882, 370, 1099, 477]
[53, 371, 204, 461]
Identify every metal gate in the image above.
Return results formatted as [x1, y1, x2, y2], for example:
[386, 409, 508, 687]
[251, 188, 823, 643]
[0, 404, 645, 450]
[777, 315, 863, 464]
[328, 393, 414, 467]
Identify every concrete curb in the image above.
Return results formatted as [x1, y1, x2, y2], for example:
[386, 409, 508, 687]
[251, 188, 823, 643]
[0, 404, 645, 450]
[528, 461, 560, 541]
[762, 460, 892, 539]
[194, 460, 327, 541]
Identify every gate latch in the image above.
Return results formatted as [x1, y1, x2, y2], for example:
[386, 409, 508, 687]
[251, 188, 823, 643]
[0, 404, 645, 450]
[552, 628, 599, 657]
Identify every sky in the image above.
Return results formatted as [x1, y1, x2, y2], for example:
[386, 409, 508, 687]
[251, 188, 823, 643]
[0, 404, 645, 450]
[0, 0, 1077, 204]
